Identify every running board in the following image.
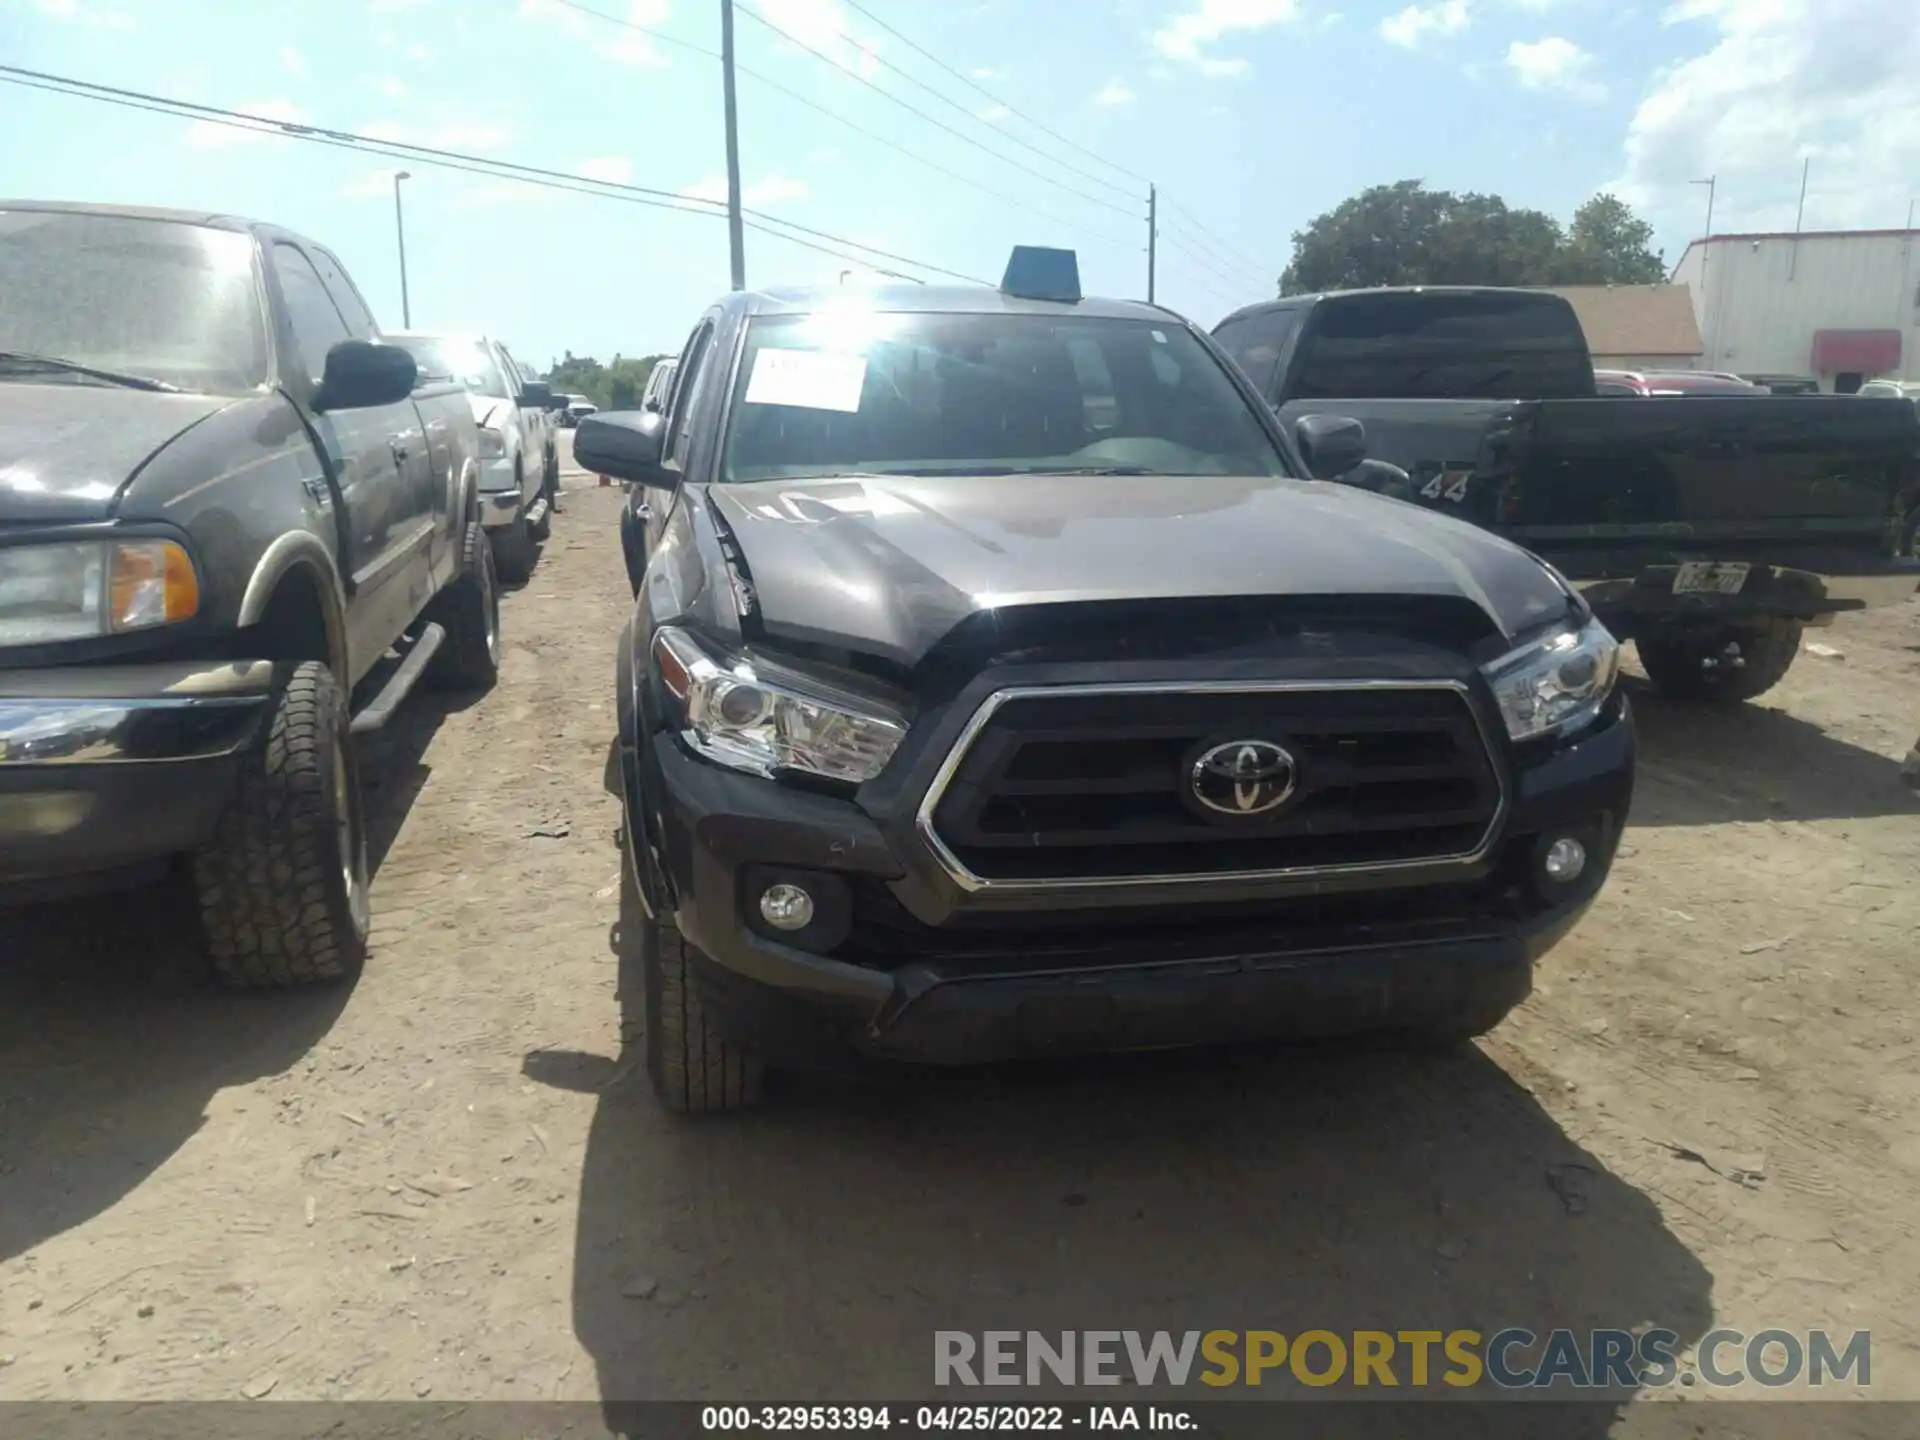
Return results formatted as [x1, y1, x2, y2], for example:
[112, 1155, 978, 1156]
[350, 622, 445, 735]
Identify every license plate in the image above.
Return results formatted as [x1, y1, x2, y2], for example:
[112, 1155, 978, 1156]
[1672, 561, 1750, 595]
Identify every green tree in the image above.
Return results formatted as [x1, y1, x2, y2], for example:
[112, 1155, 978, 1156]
[542, 350, 668, 410]
[1279, 181, 1667, 294]
[1553, 193, 1667, 285]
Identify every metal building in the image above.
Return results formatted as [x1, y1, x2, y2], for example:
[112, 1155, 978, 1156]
[1670, 228, 1920, 392]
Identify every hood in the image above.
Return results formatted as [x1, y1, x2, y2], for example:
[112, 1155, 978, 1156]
[709, 472, 1574, 668]
[0, 381, 233, 524]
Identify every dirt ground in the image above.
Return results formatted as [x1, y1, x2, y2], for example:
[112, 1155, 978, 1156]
[2, 444, 1917, 1425]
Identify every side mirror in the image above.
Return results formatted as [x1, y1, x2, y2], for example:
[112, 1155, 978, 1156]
[518, 381, 555, 407]
[545, 395, 572, 412]
[313, 340, 418, 412]
[1293, 413, 1368, 481]
[575, 410, 672, 487]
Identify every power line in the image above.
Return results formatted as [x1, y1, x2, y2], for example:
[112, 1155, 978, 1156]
[773, 0, 1140, 202]
[544, 0, 1139, 251]
[1160, 197, 1271, 280]
[1158, 235, 1259, 301]
[0, 64, 990, 284]
[837, 0, 1149, 189]
[1157, 219, 1269, 290]
[730, 0, 1142, 221]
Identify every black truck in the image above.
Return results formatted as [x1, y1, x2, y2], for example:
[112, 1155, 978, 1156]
[581, 249, 1634, 1112]
[1, 201, 500, 983]
[1214, 287, 1920, 702]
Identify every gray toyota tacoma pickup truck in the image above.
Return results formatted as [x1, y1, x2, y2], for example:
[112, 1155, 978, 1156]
[582, 248, 1636, 1113]
[0, 201, 499, 984]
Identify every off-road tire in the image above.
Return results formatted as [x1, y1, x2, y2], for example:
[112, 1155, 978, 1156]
[527, 501, 552, 543]
[426, 519, 501, 691]
[618, 838, 763, 1113]
[1637, 624, 1801, 703]
[193, 662, 370, 987]
[492, 513, 537, 583]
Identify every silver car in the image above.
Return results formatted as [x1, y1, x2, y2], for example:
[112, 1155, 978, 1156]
[388, 331, 560, 580]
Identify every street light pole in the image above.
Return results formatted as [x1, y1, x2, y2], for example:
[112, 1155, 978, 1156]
[720, 0, 746, 290]
[393, 170, 412, 328]
[1690, 174, 1715, 363]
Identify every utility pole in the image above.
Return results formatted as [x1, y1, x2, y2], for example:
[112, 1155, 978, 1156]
[720, 0, 746, 291]
[393, 170, 412, 328]
[1790, 158, 1810, 280]
[1691, 175, 1715, 363]
[1146, 183, 1157, 304]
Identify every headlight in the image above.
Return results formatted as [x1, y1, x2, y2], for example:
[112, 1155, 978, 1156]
[652, 626, 907, 785]
[1481, 616, 1620, 741]
[0, 540, 200, 647]
[478, 426, 506, 458]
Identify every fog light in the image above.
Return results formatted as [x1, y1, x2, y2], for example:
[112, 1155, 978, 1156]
[758, 882, 816, 931]
[1542, 836, 1588, 883]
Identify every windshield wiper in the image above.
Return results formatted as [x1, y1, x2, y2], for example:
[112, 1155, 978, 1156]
[0, 350, 182, 393]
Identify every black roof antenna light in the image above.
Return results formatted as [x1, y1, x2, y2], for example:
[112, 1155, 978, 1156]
[1000, 246, 1082, 303]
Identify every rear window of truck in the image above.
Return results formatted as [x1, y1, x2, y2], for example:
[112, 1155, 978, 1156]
[1286, 292, 1594, 402]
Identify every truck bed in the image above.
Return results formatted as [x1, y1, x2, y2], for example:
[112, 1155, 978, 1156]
[1277, 394, 1920, 621]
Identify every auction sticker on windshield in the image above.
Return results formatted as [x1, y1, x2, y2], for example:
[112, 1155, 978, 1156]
[744, 347, 868, 412]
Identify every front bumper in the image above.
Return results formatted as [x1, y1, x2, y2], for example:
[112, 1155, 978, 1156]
[478, 455, 524, 529]
[630, 684, 1635, 1069]
[0, 660, 273, 897]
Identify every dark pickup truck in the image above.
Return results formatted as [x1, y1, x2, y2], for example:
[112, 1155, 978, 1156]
[1, 201, 500, 984]
[581, 249, 1634, 1113]
[1215, 287, 1920, 702]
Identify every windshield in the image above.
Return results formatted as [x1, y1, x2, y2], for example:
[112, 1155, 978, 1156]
[1291, 292, 1595, 401]
[388, 335, 510, 398]
[720, 310, 1289, 482]
[0, 210, 268, 393]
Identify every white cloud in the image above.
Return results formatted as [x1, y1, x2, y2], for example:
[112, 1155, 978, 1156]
[280, 45, 308, 77]
[1378, 0, 1469, 47]
[1092, 79, 1138, 105]
[460, 178, 546, 207]
[575, 155, 635, 183]
[407, 42, 433, 60]
[1318, 11, 1345, 26]
[1614, 0, 1920, 236]
[341, 167, 406, 200]
[362, 119, 511, 152]
[976, 103, 1012, 122]
[376, 76, 408, 98]
[367, 0, 432, 12]
[30, 0, 134, 28]
[1152, 0, 1296, 72]
[969, 65, 1005, 80]
[757, 0, 883, 77]
[519, 0, 670, 62]
[1506, 35, 1605, 98]
[678, 172, 810, 207]
[184, 99, 309, 149]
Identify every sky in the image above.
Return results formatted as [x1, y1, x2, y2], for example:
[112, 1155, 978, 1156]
[3, 0, 1916, 370]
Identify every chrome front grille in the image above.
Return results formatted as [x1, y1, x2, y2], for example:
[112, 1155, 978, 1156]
[916, 680, 1505, 892]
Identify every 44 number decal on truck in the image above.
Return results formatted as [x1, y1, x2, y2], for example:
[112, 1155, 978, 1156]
[1419, 468, 1474, 504]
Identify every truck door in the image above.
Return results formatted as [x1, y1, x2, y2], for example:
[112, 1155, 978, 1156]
[270, 240, 431, 684]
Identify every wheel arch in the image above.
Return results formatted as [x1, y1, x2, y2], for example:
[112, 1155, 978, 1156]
[237, 533, 350, 684]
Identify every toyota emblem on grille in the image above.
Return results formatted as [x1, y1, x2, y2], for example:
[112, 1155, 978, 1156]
[1190, 739, 1298, 817]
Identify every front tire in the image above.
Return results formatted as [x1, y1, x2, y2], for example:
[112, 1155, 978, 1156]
[617, 833, 763, 1114]
[193, 661, 370, 987]
[1636, 624, 1801, 703]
